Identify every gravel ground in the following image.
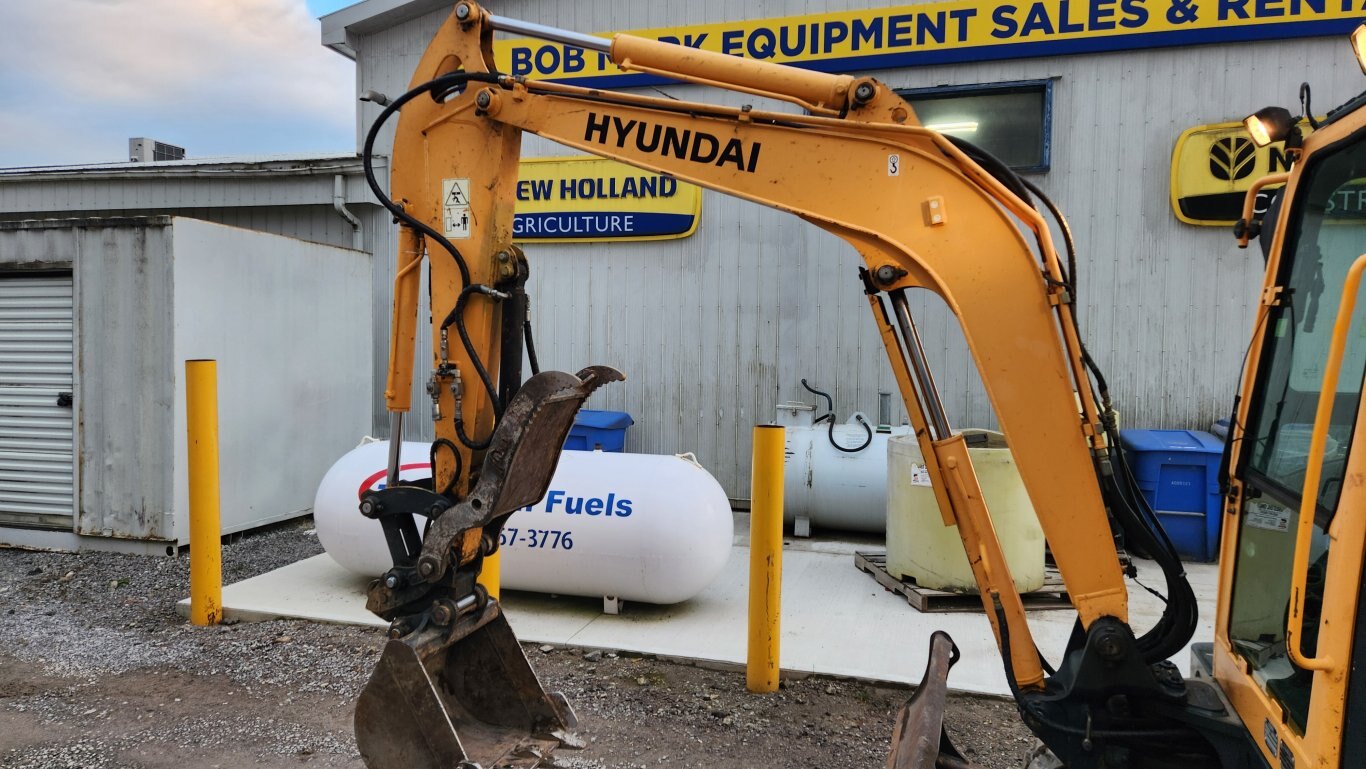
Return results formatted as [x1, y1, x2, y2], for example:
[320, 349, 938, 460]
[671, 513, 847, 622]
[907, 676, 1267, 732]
[0, 519, 1035, 768]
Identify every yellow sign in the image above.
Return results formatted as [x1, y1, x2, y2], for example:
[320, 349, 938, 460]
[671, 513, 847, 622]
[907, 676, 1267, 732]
[1170, 120, 1312, 226]
[513, 156, 702, 243]
[495, 4, 1364, 85]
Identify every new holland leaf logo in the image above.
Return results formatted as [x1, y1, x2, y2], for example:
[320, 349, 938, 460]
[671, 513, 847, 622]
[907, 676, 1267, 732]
[1209, 137, 1256, 182]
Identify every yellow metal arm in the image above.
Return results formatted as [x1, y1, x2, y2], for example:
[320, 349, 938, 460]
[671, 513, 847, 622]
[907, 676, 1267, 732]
[383, 2, 1129, 692]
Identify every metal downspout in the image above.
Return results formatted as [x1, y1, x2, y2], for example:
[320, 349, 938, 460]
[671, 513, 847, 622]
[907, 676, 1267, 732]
[334, 173, 363, 250]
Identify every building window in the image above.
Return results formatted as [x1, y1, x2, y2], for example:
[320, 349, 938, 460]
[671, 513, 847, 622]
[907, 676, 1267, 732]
[897, 80, 1053, 173]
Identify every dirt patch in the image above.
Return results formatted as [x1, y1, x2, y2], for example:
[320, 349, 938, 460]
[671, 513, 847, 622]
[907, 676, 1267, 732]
[0, 520, 1035, 768]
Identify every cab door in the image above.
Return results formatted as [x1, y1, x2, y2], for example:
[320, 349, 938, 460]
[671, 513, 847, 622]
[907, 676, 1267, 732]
[1219, 112, 1366, 769]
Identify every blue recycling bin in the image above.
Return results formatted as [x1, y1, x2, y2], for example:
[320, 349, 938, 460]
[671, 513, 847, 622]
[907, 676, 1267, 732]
[1119, 429, 1226, 562]
[564, 409, 634, 452]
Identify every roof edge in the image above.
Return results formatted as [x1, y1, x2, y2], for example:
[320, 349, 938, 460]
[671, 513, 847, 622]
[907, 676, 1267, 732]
[321, 0, 452, 59]
[0, 154, 377, 181]
[0, 216, 175, 232]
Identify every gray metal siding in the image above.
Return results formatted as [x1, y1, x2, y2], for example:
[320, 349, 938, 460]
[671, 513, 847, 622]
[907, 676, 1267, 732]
[71, 223, 176, 539]
[0, 201, 394, 435]
[353, 5, 1361, 496]
[0, 221, 176, 539]
[168, 218, 374, 541]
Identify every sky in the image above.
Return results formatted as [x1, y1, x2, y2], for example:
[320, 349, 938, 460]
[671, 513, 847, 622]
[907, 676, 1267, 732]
[0, 0, 366, 168]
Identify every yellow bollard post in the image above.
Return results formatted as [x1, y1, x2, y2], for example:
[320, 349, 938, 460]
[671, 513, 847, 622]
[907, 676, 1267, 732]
[747, 424, 785, 693]
[480, 546, 501, 600]
[186, 360, 222, 626]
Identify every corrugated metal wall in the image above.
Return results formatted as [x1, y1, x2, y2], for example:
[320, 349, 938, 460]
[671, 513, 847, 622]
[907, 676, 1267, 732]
[0, 219, 176, 539]
[0, 192, 396, 438]
[169, 218, 374, 541]
[352, 3, 1365, 497]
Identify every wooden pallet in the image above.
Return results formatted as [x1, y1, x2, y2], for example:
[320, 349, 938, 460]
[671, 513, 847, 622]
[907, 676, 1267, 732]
[854, 551, 1073, 613]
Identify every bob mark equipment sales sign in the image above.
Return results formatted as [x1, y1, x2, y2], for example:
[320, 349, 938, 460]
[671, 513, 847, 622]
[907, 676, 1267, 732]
[514, 156, 701, 243]
[493, 2, 1365, 86]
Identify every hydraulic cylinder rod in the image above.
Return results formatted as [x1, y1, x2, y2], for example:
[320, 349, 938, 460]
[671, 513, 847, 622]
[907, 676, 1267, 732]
[890, 289, 951, 441]
[485, 12, 612, 53]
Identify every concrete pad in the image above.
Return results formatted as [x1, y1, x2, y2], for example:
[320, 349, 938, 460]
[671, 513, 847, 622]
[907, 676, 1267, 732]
[182, 544, 1220, 698]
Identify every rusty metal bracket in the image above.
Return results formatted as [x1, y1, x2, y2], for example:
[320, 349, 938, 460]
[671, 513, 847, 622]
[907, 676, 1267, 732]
[413, 365, 623, 583]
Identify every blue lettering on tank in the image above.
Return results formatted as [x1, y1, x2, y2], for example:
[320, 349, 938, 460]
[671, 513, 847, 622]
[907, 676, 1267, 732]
[535, 490, 633, 517]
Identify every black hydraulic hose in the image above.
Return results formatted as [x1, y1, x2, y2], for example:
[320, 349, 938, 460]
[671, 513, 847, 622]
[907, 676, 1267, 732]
[1103, 437, 1199, 663]
[362, 71, 508, 451]
[524, 319, 540, 376]
[1018, 175, 1113, 407]
[430, 438, 462, 497]
[943, 134, 1033, 208]
[800, 378, 835, 414]
[1013, 172, 1197, 661]
[438, 284, 507, 450]
[992, 600, 1202, 745]
[523, 295, 541, 376]
[1020, 176, 1078, 299]
[828, 413, 873, 453]
[362, 71, 499, 289]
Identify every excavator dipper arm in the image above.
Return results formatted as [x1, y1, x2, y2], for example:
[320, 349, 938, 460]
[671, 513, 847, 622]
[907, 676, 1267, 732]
[356, 5, 1262, 769]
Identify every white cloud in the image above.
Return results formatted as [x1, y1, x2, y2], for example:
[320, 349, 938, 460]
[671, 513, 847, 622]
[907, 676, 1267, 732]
[0, 0, 355, 166]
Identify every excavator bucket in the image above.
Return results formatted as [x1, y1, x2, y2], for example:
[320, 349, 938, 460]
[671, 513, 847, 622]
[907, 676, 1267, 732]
[886, 631, 979, 769]
[356, 367, 621, 769]
[355, 607, 579, 769]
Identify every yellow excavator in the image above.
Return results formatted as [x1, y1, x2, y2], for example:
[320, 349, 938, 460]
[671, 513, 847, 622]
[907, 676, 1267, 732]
[348, 6, 1366, 767]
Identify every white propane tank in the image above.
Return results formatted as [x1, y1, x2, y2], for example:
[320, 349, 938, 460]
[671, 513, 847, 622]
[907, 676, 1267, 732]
[313, 441, 734, 604]
[885, 430, 1046, 593]
[779, 404, 912, 534]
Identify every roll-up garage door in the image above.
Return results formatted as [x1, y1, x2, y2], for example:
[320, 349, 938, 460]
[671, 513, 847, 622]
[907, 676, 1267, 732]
[0, 274, 74, 528]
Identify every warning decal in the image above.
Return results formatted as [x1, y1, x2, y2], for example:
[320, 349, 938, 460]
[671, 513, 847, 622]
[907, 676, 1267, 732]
[1245, 500, 1291, 533]
[442, 178, 472, 239]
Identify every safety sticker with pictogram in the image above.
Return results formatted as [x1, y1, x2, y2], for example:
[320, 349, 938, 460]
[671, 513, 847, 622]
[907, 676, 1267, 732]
[442, 178, 472, 239]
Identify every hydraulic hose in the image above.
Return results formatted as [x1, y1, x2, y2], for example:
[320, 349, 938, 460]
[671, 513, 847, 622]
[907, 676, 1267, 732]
[430, 438, 462, 496]
[362, 71, 500, 289]
[362, 71, 508, 451]
[958, 150, 1197, 662]
[439, 284, 508, 450]
[524, 296, 541, 376]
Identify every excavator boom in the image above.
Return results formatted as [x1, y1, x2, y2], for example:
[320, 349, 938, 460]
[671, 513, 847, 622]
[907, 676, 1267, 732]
[353, 4, 1272, 768]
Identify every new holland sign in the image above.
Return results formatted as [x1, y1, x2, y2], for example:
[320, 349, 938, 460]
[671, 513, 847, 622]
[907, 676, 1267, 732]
[494, 3, 1364, 87]
[514, 156, 702, 243]
[1170, 120, 1312, 226]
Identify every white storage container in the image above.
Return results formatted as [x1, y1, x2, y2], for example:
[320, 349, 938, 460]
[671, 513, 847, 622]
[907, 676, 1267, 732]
[886, 430, 1045, 593]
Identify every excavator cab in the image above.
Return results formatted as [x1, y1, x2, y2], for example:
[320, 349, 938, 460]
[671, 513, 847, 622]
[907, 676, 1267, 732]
[1215, 64, 1366, 768]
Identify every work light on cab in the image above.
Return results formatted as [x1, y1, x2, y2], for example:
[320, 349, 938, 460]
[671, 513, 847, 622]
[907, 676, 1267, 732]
[1243, 106, 1296, 148]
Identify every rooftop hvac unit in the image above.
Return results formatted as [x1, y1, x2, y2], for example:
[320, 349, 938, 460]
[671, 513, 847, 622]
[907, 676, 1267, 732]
[128, 137, 185, 162]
